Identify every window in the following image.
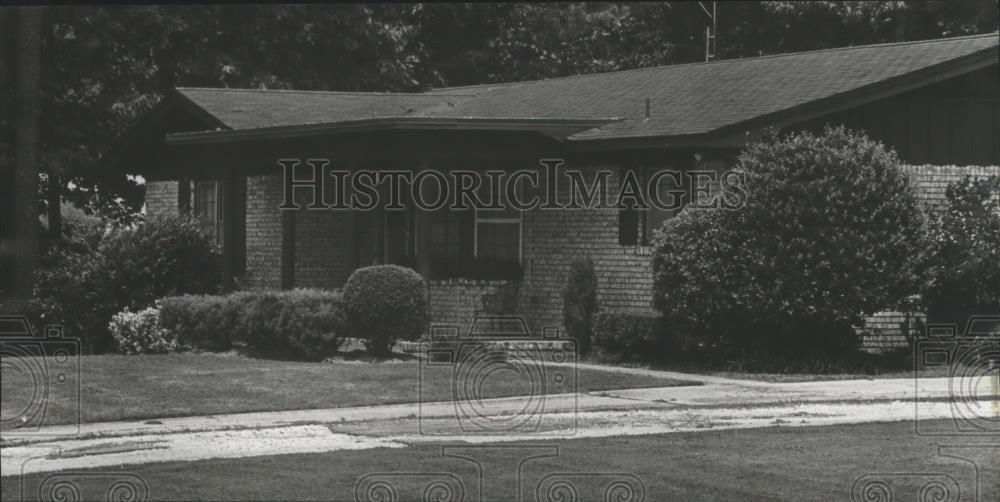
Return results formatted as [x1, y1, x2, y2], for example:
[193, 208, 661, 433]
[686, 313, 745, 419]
[476, 209, 521, 263]
[194, 181, 225, 247]
[617, 165, 686, 246]
[642, 165, 686, 245]
[429, 208, 467, 262]
[475, 181, 522, 264]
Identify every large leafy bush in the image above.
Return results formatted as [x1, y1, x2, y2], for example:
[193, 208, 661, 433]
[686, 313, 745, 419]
[342, 265, 430, 356]
[34, 214, 221, 352]
[922, 176, 1000, 330]
[653, 127, 927, 356]
[562, 258, 598, 354]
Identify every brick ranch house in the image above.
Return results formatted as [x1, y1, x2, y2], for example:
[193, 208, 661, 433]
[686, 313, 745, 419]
[103, 34, 1000, 350]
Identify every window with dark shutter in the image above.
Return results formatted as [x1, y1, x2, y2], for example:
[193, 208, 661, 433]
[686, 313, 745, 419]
[642, 165, 686, 245]
[618, 165, 641, 245]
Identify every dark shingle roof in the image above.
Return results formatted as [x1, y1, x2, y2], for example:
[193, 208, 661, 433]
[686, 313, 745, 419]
[175, 34, 998, 142]
[173, 88, 477, 130]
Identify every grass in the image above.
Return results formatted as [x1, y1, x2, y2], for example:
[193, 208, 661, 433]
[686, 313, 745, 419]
[0, 353, 693, 426]
[5, 420, 996, 501]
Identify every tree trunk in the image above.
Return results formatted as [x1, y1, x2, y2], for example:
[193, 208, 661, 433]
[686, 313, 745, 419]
[9, 6, 42, 301]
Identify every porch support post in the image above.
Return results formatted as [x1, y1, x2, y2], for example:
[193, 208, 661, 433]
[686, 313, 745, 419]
[177, 178, 191, 215]
[280, 207, 295, 290]
[221, 170, 246, 293]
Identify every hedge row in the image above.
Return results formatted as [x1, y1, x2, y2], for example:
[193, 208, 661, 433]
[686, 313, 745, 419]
[158, 289, 345, 360]
[592, 312, 671, 360]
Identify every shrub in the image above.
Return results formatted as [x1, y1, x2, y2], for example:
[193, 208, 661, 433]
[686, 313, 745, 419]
[234, 289, 345, 360]
[158, 294, 236, 351]
[109, 306, 176, 354]
[593, 312, 669, 360]
[33, 214, 221, 352]
[342, 265, 430, 356]
[100, 214, 222, 308]
[653, 127, 926, 357]
[563, 259, 598, 354]
[922, 176, 1000, 330]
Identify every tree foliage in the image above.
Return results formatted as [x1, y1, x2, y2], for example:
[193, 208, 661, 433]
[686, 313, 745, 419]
[2, 2, 995, 225]
[922, 176, 1000, 329]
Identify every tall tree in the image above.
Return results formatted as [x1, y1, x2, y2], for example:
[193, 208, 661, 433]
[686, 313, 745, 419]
[9, 6, 42, 301]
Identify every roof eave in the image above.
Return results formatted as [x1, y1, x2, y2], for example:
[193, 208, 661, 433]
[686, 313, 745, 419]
[164, 117, 622, 145]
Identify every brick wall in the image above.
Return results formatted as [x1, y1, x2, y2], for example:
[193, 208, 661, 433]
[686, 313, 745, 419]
[518, 168, 654, 335]
[243, 175, 283, 289]
[242, 175, 357, 290]
[901, 164, 1000, 209]
[144, 181, 179, 216]
[294, 207, 355, 289]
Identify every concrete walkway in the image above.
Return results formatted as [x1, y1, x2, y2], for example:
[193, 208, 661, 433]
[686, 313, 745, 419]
[2, 366, 997, 477]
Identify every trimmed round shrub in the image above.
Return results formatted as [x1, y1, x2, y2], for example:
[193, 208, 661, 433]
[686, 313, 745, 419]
[109, 306, 176, 354]
[653, 126, 927, 356]
[342, 265, 430, 356]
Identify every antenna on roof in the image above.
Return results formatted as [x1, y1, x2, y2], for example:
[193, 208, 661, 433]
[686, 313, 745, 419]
[698, 1, 717, 62]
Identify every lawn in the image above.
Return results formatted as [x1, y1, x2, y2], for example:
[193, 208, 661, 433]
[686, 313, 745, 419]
[5, 420, 996, 501]
[0, 353, 693, 426]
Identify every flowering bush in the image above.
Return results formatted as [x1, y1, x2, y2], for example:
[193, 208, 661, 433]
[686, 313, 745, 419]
[109, 306, 177, 354]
